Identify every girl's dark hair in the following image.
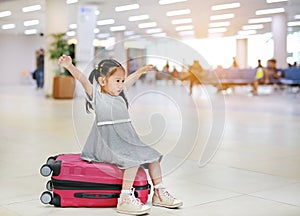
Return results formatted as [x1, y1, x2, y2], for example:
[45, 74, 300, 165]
[86, 59, 128, 113]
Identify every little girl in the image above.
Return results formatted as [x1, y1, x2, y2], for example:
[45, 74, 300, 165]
[58, 55, 182, 215]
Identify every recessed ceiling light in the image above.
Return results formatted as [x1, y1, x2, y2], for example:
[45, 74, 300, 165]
[69, 24, 77, 29]
[1, 23, 16, 30]
[171, 18, 192, 25]
[23, 20, 39, 27]
[0, 10, 12, 18]
[166, 9, 191, 16]
[66, 31, 76, 36]
[138, 22, 157, 29]
[159, 0, 187, 5]
[22, 5, 42, 13]
[95, 10, 100, 16]
[146, 28, 163, 34]
[97, 33, 110, 38]
[211, 2, 241, 11]
[97, 19, 115, 26]
[266, 0, 288, 3]
[248, 17, 272, 24]
[124, 31, 135, 36]
[66, 0, 78, 4]
[294, 14, 300, 19]
[94, 28, 100, 34]
[175, 25, 194, 31]
[178, 30, 194, 36]
[110, 25, 126, 31]
[128, 14, 150, 22]
[152, 32, 167, 37]
[242, 24, 264, 30]
[209, 21, 231, 28]
[238, 30, 257, 36]
[24, 29, 38, 35]
[210, 13, 235, 21]
[255, 8, 285, 15]
[115, 4, 139, 12]
[288, 21, 300, 27]
[208, 28, 227, 33]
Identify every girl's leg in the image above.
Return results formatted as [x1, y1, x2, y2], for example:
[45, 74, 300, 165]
[122, 166, 139, 190]
[117, 166, 150, 215]
[148, 161, 183, 209]
[148, 161, 162, 186]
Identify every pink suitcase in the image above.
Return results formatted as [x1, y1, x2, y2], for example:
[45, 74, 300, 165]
[40, 154, 150, 207]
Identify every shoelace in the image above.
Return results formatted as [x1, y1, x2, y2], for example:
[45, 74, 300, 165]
[128, 194, 143, 206]
[162, 189, 175, 200]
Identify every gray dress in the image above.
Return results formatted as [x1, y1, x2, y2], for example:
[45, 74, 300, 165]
[81, 86, 162, 169]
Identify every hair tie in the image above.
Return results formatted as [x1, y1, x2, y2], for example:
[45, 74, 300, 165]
[95, 65, 99, 71]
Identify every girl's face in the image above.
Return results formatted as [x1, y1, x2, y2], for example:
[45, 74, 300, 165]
[101, 67, 126, 96]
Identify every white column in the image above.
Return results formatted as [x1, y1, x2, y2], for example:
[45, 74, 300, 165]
[236, 38, 248, 69]
[76, 5, 97, 66]
[272, 13, 287, 68]
[44, 0, 69, 97]
[113, 31, 127, 66]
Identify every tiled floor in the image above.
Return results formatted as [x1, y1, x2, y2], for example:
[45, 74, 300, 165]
[0, 83, 300, 216]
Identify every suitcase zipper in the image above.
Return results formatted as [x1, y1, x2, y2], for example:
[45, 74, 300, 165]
[51, 179, 150, 191]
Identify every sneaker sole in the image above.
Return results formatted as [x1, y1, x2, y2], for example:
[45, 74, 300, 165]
[116, 208, 150, 215]
[152, 202, 183, 209]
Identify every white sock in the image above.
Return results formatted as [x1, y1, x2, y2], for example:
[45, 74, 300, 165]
[121, 189, 132, 195]
[154, 182, 166, 189]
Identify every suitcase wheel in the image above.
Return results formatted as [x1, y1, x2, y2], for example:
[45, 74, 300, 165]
[46, 157, 56, 166]
[40, 191, 53, 204]
[40, 164, 52, 177]
[46, 180, 53, 191]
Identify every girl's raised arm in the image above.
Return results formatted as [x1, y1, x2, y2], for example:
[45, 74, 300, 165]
[124, 64, 153, 90]
[58, 55, 93, 97]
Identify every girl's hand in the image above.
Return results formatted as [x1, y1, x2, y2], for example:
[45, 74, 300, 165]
[58, 54, 72, 68]
[136, 64, 154, 75]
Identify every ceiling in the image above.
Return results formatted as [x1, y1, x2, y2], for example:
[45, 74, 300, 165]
[0, 0, 300, 39]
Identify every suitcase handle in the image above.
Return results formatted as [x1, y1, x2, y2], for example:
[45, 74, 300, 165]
[74, 192, 119, 199]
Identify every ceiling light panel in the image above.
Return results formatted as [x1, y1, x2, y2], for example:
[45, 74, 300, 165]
[208, 28, 227, 33]
[23, 20, 39, 27]
[24, 29, 37, 35]
[210, 13, 235, 21]
[178, 30, 194, 36]
[110, 25, 126, 31]
[175, 25, 194, 31]
[66, 0, 78, 4]
[128, 14, 150, 22]
[238, 30, 257, 35]
[124, 31, 134, 36]
[152, 32, 167, 37]
[266, 0, 288, 3]
[255, 8, 285, 15]
[97, 19, 115, 26]
[22, 5, 42, 13]
[146, 28, 163, 34]
[166, 9, 191, 16]
[97, 33, 110, 38]
[288, 21, 300, 27]
[138, 22, 157, 28]
[66, 31, 76, 36]
[158, 0, 187, 5]
[294, 15, 300, 19]
[115, 4, 139, 12]
[211, 2, 241, 11]
[1, 23, 16, 30]
[0, 10, 12, 18]
[171, 18, 192, 25]
[248, 17, 272, 23]
[69, 24, 77, 29]
[209, 21, 230, 27]
[242, 24, 264, 30]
